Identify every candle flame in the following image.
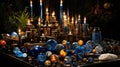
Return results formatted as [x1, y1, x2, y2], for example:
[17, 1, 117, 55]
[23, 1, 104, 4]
[78, 14, 81, 20]
[84, 17, 86, 21]
[38, 17, 41, 25]
[60, 0, 63, 4]
[52, 11, 55, 17]
[30, 0, 32, 6]
[40, 0, 42, 3]
[46, 8, 48, 12]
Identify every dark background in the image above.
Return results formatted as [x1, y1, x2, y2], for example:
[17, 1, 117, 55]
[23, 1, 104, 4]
[0, 0, 120, 40]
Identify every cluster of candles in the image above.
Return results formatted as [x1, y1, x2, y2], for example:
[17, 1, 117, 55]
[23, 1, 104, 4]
[28, 0, 88, 35]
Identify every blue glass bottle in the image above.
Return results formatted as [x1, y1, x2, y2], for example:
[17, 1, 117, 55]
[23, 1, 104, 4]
[92, 27, 102, 44]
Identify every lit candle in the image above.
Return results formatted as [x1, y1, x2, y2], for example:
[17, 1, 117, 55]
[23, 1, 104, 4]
[45, 7, 49, 26]
[30, 0, 33, 17]
[63, 12, 68, 33]
[18, 28, 21, 36]
[78, 15, 81, 33]
[84, 17, 87, 32]
[38, 17, 41, 37]
[60, 0, 63, 26]
[40, 0, 42, 18]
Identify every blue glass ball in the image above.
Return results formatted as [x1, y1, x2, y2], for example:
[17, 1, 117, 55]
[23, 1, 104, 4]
[46, 39, 58, 51]
[11, 32, 19, 38]
[84, 44, 93, 53]
[71, 42, 79, 50]
[15, 50, 23, 57]
[64, 56, 71, 64]
[13, 47, 20, 54]
[55, 44, 65, 53]
[87, 57, 93, 63]
[30, 45, 46, 56]
[75, 46, 85, 60]
[37, 53, 46, 64]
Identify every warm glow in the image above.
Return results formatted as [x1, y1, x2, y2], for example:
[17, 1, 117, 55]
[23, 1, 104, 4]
[38, 17, 41, 25]
[71, 17, 74, 24]
[40, 0, 42, 3]
[84, 17, 86, 24]
[78, 15, 81, 20]
[60, 49, 67, 57]
[50, 54, 58, 63]
[52, 11, 55, 17]
[40, 0, 42, 5]
[78, 39, 84, 46]
[18, 28, 21, 35]
[46, 8, 48, 12]
[60, 0, 63, 5]
[30, 0, 32, 7]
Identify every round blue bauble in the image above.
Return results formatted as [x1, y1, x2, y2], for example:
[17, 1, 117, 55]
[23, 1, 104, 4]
[55, 44, 65, 53]
[13, 47, 20, 54]
[10, 32, 19, 38]
[71, 42, 79, 50]
[46, 39, 58, 51]
[87, 57, 93, 63]
[75, 46, 85, 60]
[37, 53, 46, 64]
[15, 50, 23, 57]
[30, 45, 46, 57]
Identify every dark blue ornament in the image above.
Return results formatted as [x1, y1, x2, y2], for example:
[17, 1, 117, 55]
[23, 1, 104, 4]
[71, 42, 79, 50]
[15, 50, 23, 57]
[37, 53, 46, 64]
[46, 39, 58, 51]
[30, 45, 46, 57]
[75, 46, 85, 60]
[87, 57, 93, 63]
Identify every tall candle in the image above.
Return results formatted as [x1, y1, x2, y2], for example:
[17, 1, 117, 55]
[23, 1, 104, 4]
[78, 15, 81, 33]
[63, 13, 68, 33]
[30, 0, 33, 17]
[60, 0, 63, 26]
[40, 0, 42, 18]
[38, 17, 41, 37]
[84, 17, 86, 32]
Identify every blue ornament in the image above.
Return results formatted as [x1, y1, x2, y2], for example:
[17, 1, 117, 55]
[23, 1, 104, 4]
[30, 45, 46, 57]
[75, 46, 85, 60]
[11, 32, 19, 38]
[22, 53, 28, 58]
[37, 53, 46, 64]
[13, 47, 20, 54]
[64, 56, 71, 65]
[15, 50, 23, 57]
[87, 57, 93, 63]
[55, 44, 65, 53]
[71, 42, 79, 50]
[46, 39, 58, 51]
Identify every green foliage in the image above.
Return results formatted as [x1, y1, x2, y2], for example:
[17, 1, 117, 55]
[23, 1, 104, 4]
[15, 7, 30, 30]
[8, 7, 30, 31]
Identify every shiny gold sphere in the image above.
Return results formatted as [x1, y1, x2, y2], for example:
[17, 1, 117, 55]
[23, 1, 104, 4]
[78, 40, 84, 46]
